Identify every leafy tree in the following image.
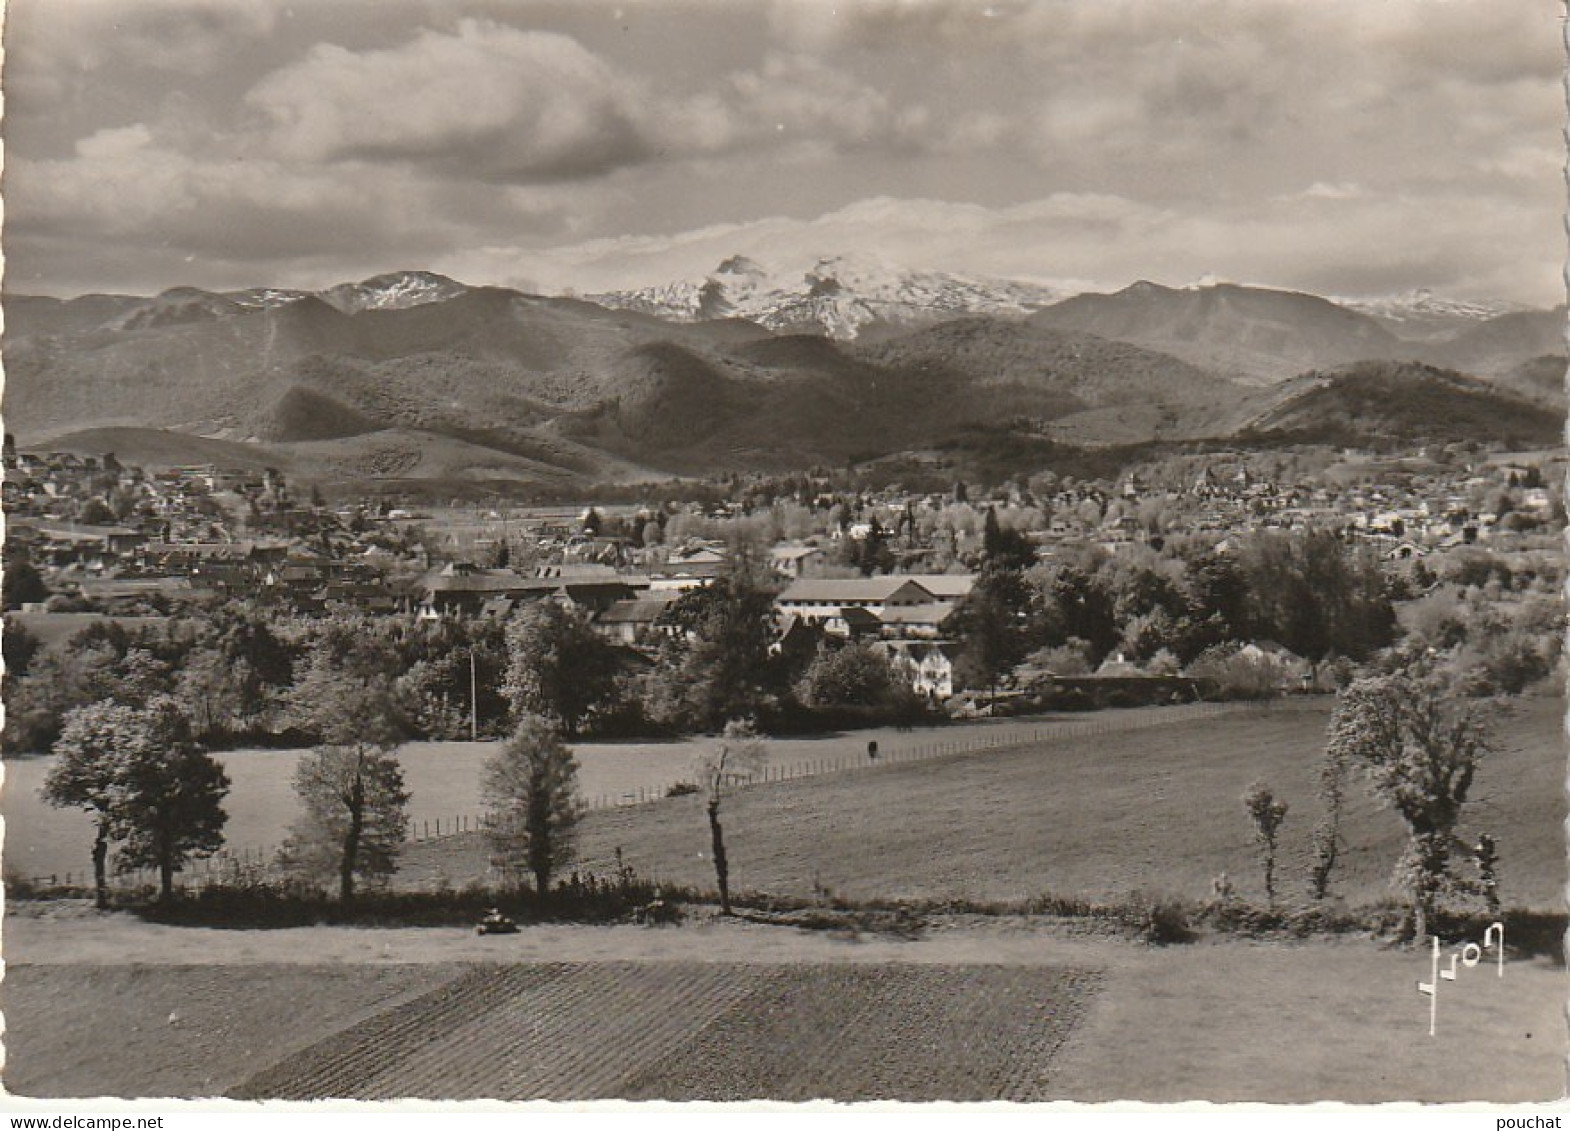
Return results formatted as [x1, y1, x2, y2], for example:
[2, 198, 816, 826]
[109, 698, 231, 902]
[1309, 720, 1351, 901]
[1242, 781, 1288, 907]
[176, 647, 240, 738]
[286, 622, 410, 743]
[78, 498, 116, 526]
[951, 565, 1031, 703]
[3, 639, 122, 754]
[1185, 645, 1280, 701]
[283, 648, 411, 903]
[3, 617, 41, 680]
[1025, 639, 1094, 677]
[1031, 561, 1119, 662]
[3, 553, 48, 610]
[502, 601, 621, 736]
[692, 720, 767, 915]
[43, 702, 145, 907]
[1327, 674, 1490, 940]
[659, 570, 779, 731]
[483, 715, 585, 899]
[286, 744, 409, 903]
[982, 506, 1036, 570]
[1239, 531, 1394, 666]
[797, 641, 905, 709]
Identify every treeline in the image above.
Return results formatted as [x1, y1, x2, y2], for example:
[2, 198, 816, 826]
[950, 527, 1398, 696]
[950, 524, 1560, 701]
[5, 529, 1558, 761]
[1, 565, 919, 758]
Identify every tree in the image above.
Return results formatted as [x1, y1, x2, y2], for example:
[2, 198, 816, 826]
[1242, 781, 1288, 907]
[287, 744, 409, 903]
[3, 554, 49, 609]
[4, 638, 123, 754]
[283, 651, 411, 903]
[982, 506, 1036, 570]
[692, 720, 767, 915]
[79, 498, 116, 526]
[951, 565, 1030, 704]
[483, 715, 585, 900]
[502, 601, 621, 736]
[1239, 531, 1395, 666]
[659, 569, 779, 731]
[3, 617, 41, 680]
[1327, 674, 1490, 940]
[797, 641, 904, 709]
[43, 702, 147, 907]
[1309, 721, 1351, 901]
[109, 698, 230, 902]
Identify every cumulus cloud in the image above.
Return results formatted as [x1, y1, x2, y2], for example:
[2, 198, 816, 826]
[245, 20, 649, 180]
[3, 0, 1559, 307]
[7, 0, 279, 98]
[8, 127, 576, 281]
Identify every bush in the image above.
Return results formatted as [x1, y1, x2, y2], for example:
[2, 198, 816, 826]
[130, 855, 695, 928]
[1186, 646, 1282, 701]
[1122, 890, 1196, 945]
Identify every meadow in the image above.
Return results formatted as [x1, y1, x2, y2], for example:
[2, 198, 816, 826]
[404, 692, 1564, 910]
[1, 702, 1235, 885]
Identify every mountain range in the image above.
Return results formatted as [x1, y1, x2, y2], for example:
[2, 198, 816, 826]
[5, 262, 1562, 494]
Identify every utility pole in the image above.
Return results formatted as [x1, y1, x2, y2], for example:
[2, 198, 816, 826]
[470, 647, 479, 741]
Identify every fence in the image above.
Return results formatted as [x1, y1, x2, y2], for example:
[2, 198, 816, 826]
[10, 698, 1310, 892]
[16, 843, 279, 894]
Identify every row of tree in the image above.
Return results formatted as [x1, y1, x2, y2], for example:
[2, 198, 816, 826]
[1240, 669, 1495, 940]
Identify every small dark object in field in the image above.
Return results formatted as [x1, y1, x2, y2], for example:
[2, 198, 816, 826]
[476, 907, 519, 935]
[867, 741, 879, 761]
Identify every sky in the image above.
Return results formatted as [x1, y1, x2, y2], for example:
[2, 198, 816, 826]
[3, 0, 1564, 304]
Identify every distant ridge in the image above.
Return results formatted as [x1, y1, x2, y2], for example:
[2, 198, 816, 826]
[5, 267, 1559, 490]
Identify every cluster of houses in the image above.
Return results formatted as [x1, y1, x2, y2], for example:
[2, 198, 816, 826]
[8, 442, 1557, 703]
[409, 553, 978, 698]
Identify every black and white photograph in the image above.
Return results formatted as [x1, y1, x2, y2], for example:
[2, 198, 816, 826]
[0, 0, 1564, 1108]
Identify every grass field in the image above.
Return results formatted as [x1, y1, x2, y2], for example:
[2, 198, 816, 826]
[0, 701, 1255, 884]
[402, 693, 1564, 910]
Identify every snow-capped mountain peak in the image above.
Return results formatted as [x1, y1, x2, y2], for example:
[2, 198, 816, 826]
[592, 254, 1064, 339]
[320, 271, 469, 315]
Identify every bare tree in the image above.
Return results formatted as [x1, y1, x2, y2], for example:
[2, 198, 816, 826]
[692, 720, 767, 915]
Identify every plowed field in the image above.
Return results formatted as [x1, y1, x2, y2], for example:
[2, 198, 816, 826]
[230, 962, 1099, 1102]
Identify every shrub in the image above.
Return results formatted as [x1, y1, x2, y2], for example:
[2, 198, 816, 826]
[1123, 890, 1196, 945]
